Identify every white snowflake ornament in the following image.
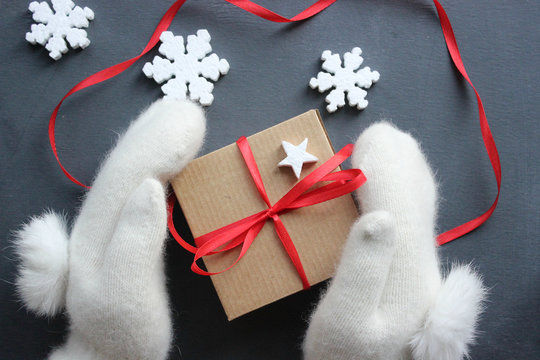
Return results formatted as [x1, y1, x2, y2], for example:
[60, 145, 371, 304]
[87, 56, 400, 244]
[143, 29, 230, 106]
[278, 138, 318, 179]
[26, 0, 94, 60]
[310, 47, 380, 113]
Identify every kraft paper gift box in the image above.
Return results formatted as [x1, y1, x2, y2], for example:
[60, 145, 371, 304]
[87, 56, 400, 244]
[171, 110, 358, 320]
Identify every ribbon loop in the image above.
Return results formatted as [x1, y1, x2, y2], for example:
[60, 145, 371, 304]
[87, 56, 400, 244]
[51, 0, 500, 259]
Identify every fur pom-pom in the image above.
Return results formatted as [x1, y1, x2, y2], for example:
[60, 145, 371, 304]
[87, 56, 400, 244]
[14, 211, 69, 316]
[410, 264, 487, 360]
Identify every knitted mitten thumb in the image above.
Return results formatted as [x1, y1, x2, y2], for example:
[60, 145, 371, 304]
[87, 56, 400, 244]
[14, 99, 206, 360]
[304, 122, 486, 360]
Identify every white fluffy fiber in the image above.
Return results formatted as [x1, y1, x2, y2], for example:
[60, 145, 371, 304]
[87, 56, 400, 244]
[14, 211, 69, 317]
[410, 264, 487, 360]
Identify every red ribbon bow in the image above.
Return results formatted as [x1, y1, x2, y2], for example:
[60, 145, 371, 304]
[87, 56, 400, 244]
[168, 136, 366, 289]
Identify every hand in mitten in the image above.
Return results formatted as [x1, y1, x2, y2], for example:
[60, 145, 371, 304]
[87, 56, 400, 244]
[304, 123, 486, 360]
[14, 100, 206, 360]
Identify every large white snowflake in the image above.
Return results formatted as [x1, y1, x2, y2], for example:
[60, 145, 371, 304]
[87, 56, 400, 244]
[310, 47, 380, 113]
[143, 29, 230, 106]
[26, 0, 94, 60]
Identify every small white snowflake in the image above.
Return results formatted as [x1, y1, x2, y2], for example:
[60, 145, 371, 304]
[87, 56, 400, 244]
[310, 47, 380, 113]
[26, 0, 94, 60]
[143, 29, 230, 106]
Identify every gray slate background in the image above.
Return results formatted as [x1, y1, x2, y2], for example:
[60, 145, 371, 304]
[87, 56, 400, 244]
[1, 0, 539, 359]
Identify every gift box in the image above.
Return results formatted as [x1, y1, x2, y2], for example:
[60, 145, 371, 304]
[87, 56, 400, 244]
[170, 110, 360, 320]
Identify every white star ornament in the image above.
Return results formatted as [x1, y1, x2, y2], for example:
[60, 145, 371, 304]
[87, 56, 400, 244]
[278, 138, 318, 179]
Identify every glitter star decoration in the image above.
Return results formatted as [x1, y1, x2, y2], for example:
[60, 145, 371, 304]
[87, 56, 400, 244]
[278, 138, 318, 179]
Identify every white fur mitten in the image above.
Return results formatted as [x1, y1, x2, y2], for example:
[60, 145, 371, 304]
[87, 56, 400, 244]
[304, 123, 486, 360]
[14, 99, 206, 360]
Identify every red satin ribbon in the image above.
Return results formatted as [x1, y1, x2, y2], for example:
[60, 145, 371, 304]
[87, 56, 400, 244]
[224, 0, 337, 22]
[431, 0, 501, 245]
[168, 136, 367, 289]
[48, 0, 187, 188]
[49, 0, 500, 246]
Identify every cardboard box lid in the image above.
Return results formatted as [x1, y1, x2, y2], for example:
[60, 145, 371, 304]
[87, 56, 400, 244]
[171, 110, 358, 320]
